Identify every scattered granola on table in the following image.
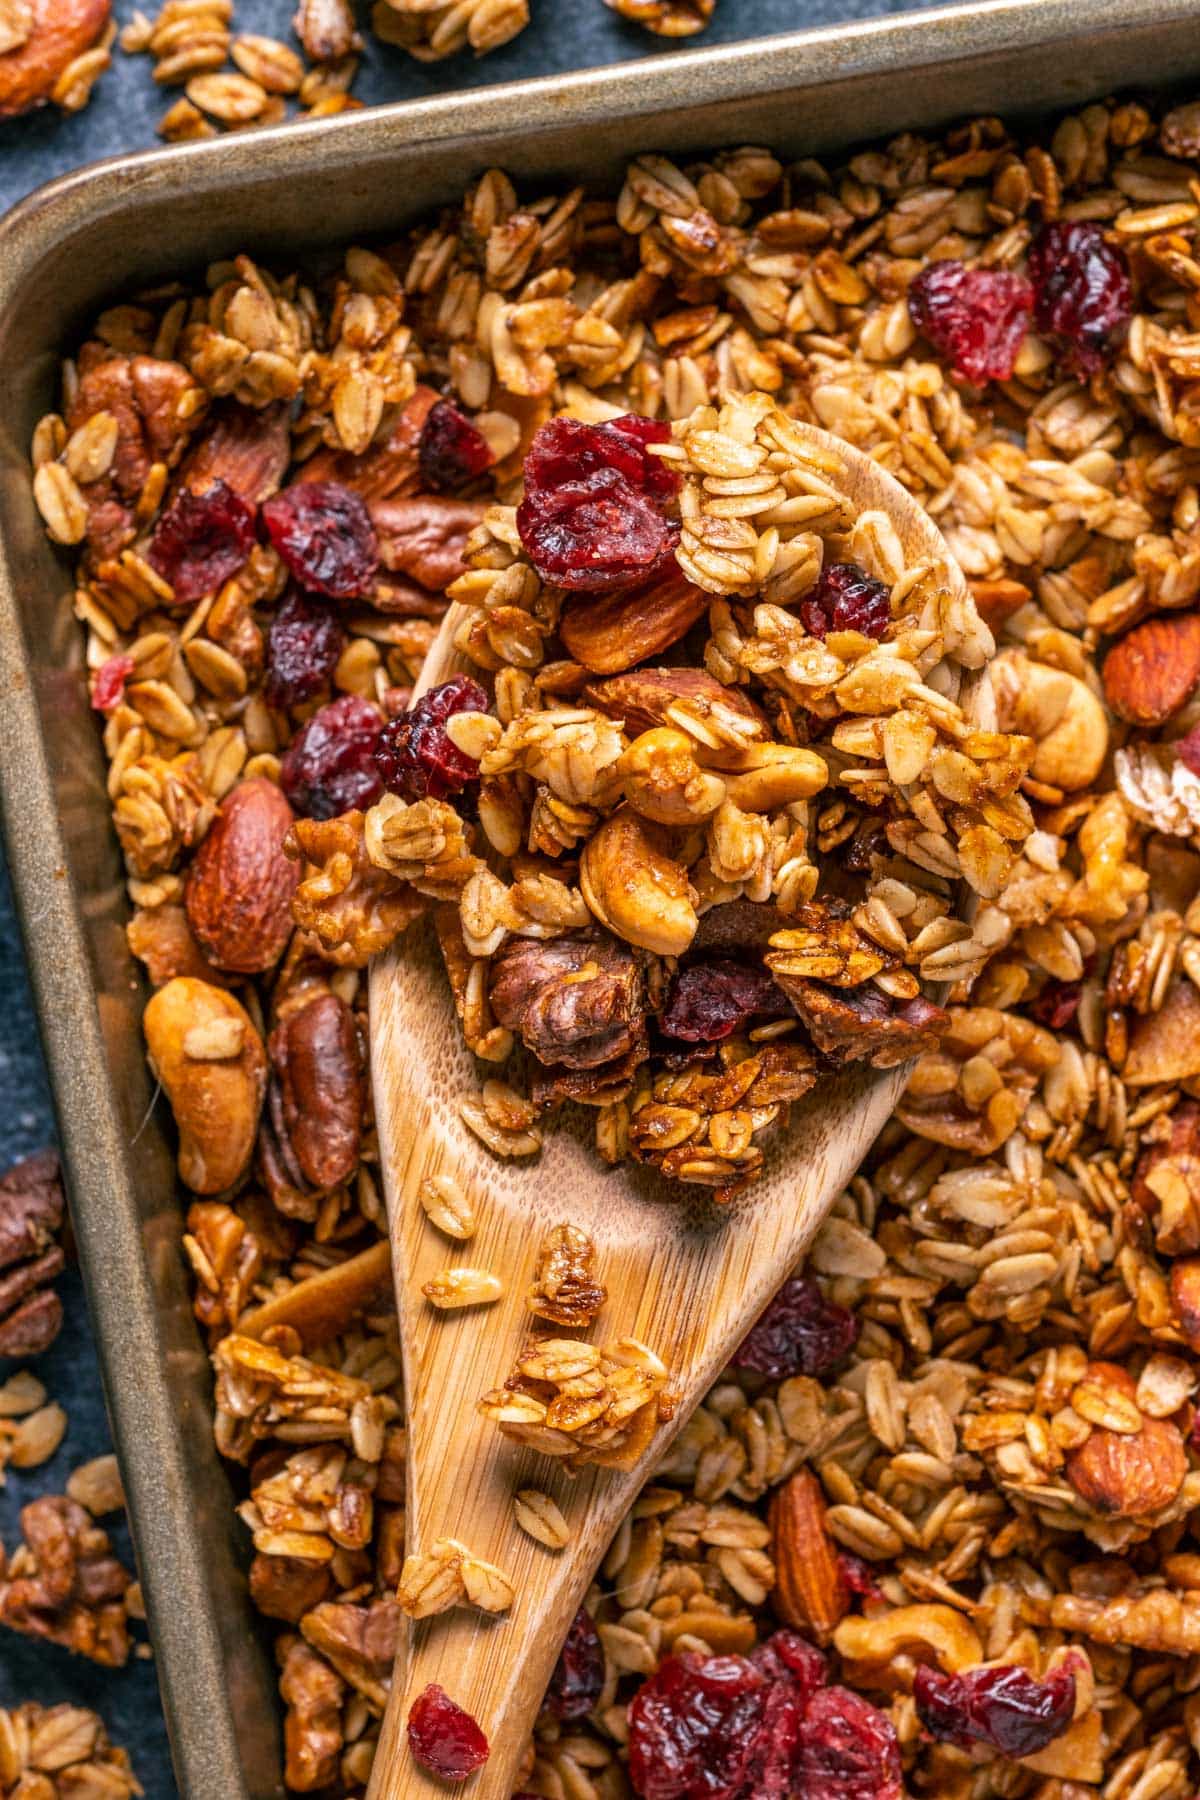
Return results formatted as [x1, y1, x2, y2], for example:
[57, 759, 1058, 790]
[33, 86, 1200, 1798]
[602, 0, 715, 37]
[0, 1702, 142, 1798]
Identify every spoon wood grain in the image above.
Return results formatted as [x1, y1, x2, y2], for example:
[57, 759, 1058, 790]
[365, 426, 991, 1799]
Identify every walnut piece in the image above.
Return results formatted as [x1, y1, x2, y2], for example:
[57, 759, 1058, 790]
[0, 1496, 134, 1667]
[0, 1150, 65, 1358]
[288, 810, 427, 966]
[488, 931, 645, 1071]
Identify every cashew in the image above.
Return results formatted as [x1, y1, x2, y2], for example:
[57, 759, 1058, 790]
[833, 1603, 983, 1673]
[580, 807, 698, 956]
[722, 743, 829, 812]
[144, 977, 267, 1194]
[619, 727, 726, 826]
[992, 649, 1107, 792]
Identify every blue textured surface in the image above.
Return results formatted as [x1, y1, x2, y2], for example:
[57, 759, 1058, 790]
[0, 0, 933, 1790]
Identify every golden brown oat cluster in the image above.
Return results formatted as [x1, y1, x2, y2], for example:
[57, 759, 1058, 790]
[29, 93, 1200, 1797]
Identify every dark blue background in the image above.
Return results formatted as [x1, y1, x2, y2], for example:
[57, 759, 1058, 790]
[0, 1, 933, 1790]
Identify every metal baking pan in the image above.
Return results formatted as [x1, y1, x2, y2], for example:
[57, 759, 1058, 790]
[2, 1, 1200, 1791]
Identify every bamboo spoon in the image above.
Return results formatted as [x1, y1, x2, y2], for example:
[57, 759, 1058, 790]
[366, 426, 992, 1799]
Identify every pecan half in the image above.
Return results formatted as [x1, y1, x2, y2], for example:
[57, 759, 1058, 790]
[371, 495, 486, 594]
[292, 0, 361, 64]
[67, 344, 203, 558]
[298, 385, 438, 503]
[278, 1635, 344, 1793]
[264, 993, 364, 1205]
[0, 1150, 65, 1358]
[181, 401, 291, 505]
[489, 931, 645, 1070]
[781, 983, 947, 1070]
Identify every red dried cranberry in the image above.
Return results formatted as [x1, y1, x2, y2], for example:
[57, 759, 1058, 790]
[419, 399, 495, 492]
[799, 564, 891, 641]
[837, 1554, 882, 1606]
[148, 477, 256, 604]
[1028, 221, 1132, 377]
[517, 414, 680, 593]
[908, 260, 1033, 384]
[279, 693, 384, 820]
[1178, 721, 1200, 776]
[732, 1276, 859, 1380]
[91, 652, 134, 712]
[374, 675, 488, 802]
[545, 1606, 604, 1721]
[1027, 978, 1082, 1031]
[794, 1687, 902, 1800]
[661, 960, 782, 1044]
[751, 1630, 827, 1708]
[913, 1663, 1075, 1759]
[265, 588, 345, 709]
[407, 1684, 489, 1781]
[261, 481, 379, 599]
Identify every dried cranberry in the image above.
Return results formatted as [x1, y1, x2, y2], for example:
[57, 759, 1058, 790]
[908, 260, 1033, 385]
[799, 564, 891, 641]
[1178, 721, 1200, 776]
[265, 588, 345, 709]
[661, 960, 782, 1044]
[261, 481, 379, 599]
[148, 478, 256, 604]
[407, 1684, 489, 1781]
[751, 1630, 827, 1708]
[732, 1276, 859, 1381]
[279, 693, 384, 820]
[1028, 221, 1132, 377]
[913, 1663, 1075, 1759]
[837, 1554, 882, 1606]
[544, 1606, 604, 1721]
[517, 413, 680, 593]
[419, 399, 495, 492]
[91, 652, 134, 712]
[1027, 978, 1082, 1031]
[374, 675, 488, 802]
[794, 1687, 902, 1800]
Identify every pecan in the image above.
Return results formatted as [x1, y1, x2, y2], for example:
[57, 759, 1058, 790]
[301, 1596, 401, 1709]
[143, 978, 267, 1194]
[489, 931, 645, 1070]
[0, 0, 111, 119]
[769, 1469, 848, 1642]
[0, 1150, 65, 1358]
[278, 1635, 344, 1793]
[584, 665, 767, 743]
[288, 810, 427, 966]
[527, 1223, 607, 1327]
[260, 994, 363, 1217]
[181, 401, 291, 505]
[603, 0, 714, 35]
[249, 1553, 332, 1624]
[370, 495, 486, 594]
[66, 345, 203, 558]
[0, 1496, 133, 1667]
[1102, 612, 1200, 726]
[127, 902, 234, 988]
[298, 384, 437, 503]
[185, 779, 298, 974]
[561, 567, 709, 675]
[292, 0, 361, 64]
[1064, 1362, 1187, 1518]
[530, 1035, 646, 1107]
[781, 983, 947, 1070]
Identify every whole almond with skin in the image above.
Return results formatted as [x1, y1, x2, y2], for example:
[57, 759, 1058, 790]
[1101, 612, 1200, 726]
[769, 1468, 848, 1641]
[561, 569, 709, 675]
[185, 778, 298, 974]
[1064, 1360, 1187, 1518]
[584, 665, 768, 741]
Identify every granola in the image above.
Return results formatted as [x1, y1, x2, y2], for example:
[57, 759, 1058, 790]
[34, 86, 1200, 1800]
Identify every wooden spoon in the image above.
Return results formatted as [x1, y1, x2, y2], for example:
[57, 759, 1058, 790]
[365, 426, 991, 1799]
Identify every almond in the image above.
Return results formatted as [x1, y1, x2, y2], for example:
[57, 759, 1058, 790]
[1101, 612, 1200, 726]
[185, 778, 298, 974]
[584, 664, 768, 741]
[769, 1469, 848, 1642]
[1065, 1360, 1187, 1518]
[561, 569, 709, 675]
[0, 0, 110, 118]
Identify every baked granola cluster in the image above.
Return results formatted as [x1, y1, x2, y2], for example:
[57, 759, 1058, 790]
[31, 90, 1200, 1797]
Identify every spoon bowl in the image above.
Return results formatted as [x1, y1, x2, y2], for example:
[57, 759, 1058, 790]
[365, 425, 992, 1798]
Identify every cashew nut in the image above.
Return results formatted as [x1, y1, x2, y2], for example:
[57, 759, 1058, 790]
[992, 649, 1107, 792]
[620, 727, 727, 826]
[144, 977, 267, 1194]
[580, 807, 698, 956]
[833, 1603, 983, 1673]
[722, 743, 829, 812]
